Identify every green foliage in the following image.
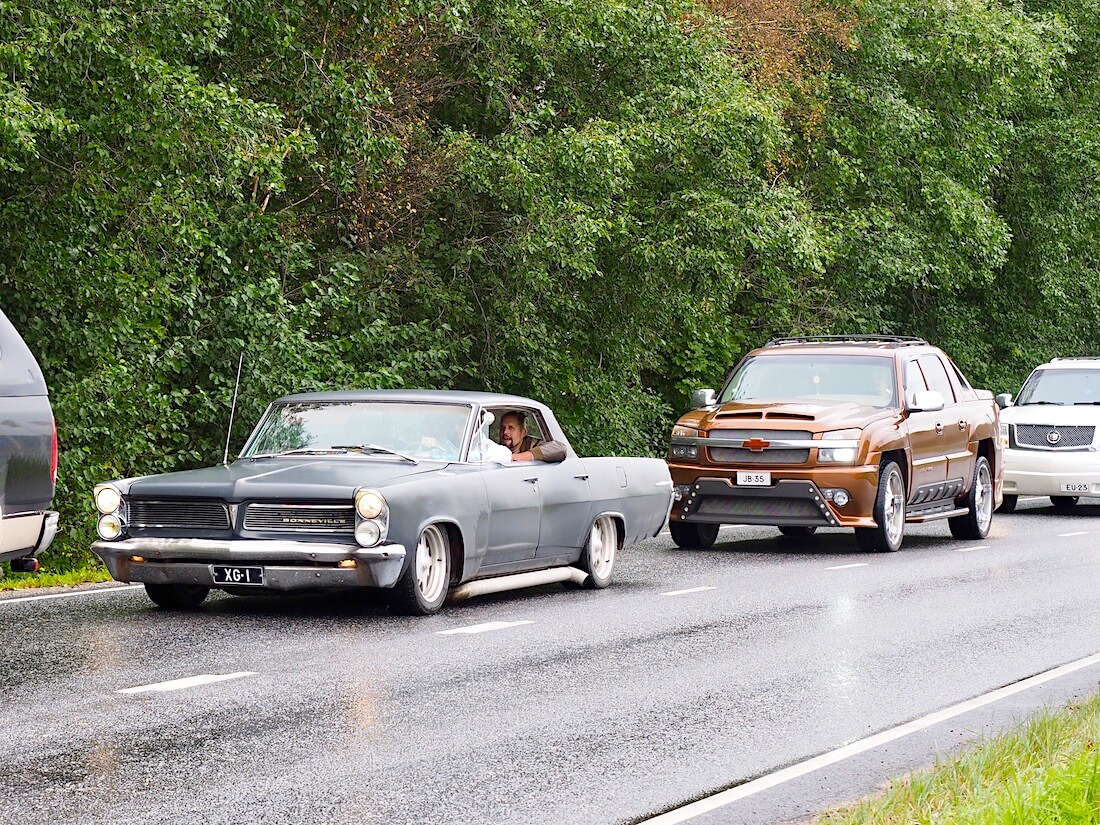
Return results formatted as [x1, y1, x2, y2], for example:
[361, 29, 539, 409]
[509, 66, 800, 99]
[3, 0, 1100, 572]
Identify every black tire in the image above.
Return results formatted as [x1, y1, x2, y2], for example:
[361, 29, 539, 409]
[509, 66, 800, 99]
[144, 583, 210, 610]
[854, 461, 906, 553]
[949, 457, 994, 540]
[996, 494, 1018, 514]
[577, 515, 620, 589]
[669, 522, 719, 549]
[390, 524, 451, 615]
[1051, 495, 1079, 513]
[778, 526, 818, 538]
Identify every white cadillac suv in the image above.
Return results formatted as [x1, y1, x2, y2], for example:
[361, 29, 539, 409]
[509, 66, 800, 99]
[997, 358, 1100, 513]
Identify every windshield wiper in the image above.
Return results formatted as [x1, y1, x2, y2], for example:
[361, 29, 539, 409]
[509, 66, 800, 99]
[330, 444, 419, 464]
[1073, 401, 1100, 405]
[1021, 401, 1066, 405]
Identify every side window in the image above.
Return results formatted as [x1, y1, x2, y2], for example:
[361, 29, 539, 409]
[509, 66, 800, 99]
[904, 361, 928, 397]
[946, 358, 973, 393]
[918, 356, 957, 403]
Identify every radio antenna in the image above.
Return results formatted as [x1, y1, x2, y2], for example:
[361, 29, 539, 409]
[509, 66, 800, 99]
[223, 353, 245, 466]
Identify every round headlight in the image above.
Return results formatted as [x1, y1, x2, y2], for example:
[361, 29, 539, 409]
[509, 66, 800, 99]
[97, 514, 123, 540]
[356, 490, 385, 519]
[355, 520, 381, 547]
[95, 486, 122, 515]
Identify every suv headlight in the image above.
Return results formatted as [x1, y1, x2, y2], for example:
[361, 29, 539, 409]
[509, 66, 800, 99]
[999, 422, 1009, 447]
[818, 429, 861, 464]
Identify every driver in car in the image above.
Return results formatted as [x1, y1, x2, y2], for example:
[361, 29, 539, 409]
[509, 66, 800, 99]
[499, 410, 566, 463]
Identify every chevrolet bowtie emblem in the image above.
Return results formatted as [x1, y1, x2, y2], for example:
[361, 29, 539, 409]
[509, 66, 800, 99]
[743, 438, 771, 451]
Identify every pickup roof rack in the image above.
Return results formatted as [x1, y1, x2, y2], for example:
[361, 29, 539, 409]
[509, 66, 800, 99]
[765, 335, 928, 348]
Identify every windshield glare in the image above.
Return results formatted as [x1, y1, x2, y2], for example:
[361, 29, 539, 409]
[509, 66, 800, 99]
[1017, 369, 1100, 405]
[721, 354, 897, 408]
[242, 402, 474, 460]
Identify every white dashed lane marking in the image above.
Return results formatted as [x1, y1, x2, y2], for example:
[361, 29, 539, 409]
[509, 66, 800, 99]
[437, 620, 535, 635]
[825, 563, 869, 571]
[954, 545, 989, 553]
[661, 586, 718, 597]
[0, 584, 143, 606]
[1058, 532, 1088, 538]
[117, 672, 257, 694]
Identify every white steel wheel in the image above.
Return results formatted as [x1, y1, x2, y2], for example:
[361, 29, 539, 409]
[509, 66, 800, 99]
[391, 524, 451, 615]
[579, 515, 619, 589]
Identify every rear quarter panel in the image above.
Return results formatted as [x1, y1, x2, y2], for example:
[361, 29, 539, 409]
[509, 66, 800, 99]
[580, 457, 672, 545]
[0, 312, 54, 514]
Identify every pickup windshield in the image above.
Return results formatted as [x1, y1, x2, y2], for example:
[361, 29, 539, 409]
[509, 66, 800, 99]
[242, 401, 474, 461]
[720, 354, 897, 408]
[1017, 368, 1100, 405]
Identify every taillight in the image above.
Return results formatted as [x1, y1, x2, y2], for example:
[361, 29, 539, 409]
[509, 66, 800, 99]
[50, 417, 58, 486]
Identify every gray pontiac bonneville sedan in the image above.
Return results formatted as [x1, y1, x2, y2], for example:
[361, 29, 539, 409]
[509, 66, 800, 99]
[91, 390, 673, 614]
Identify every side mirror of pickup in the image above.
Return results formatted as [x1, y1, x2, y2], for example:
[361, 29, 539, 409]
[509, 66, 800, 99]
[908, 390, 945, 412]
[691, 388, 717, 408]
[994, 392, 1013, 409]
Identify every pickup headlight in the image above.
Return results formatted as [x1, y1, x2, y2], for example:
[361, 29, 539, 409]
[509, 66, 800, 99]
[672, 425, 700, 437]
[670, 425, 700, 461]
[94, 484, 122, 515]
[818, 429, 861, 464]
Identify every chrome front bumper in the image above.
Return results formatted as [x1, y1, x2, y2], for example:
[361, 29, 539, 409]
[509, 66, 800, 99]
[91, 537, 408, 590]
[1003, 448, 1100, 496]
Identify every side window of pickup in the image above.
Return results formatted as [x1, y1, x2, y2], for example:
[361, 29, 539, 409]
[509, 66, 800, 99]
[918, 355, 957, 403]
[904, 360, 928, 400]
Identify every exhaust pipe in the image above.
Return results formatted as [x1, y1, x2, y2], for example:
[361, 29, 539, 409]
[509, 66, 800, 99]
[449, 566, 588, 603]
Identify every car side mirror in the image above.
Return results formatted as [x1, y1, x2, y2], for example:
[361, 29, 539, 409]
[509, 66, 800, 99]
[995, 392, 1013, 409]
[909, 390, 945, 412]
[691, 388, 717, 408]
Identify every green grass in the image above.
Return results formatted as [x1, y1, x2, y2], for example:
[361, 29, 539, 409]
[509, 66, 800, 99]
[817, 694, 1100, 824]
[0, 564, 114, 591]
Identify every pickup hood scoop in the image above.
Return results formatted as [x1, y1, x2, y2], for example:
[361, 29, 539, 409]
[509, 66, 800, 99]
[709, 402, 891, 429]
[124, 459, 441, 502]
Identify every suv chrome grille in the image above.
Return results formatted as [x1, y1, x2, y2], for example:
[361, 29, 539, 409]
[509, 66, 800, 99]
[129, 500, 230, 530]
[708, 430, 812, 465]
[1014, 424, 1095, 450]
[244, 504, 355, 534]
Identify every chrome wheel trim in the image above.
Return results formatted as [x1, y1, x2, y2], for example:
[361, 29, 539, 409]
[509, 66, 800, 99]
[884, 468, 905, 547]
[589, 516, 618, 580]
[415, 524, 448, 605]
[975, 461, 993, 532]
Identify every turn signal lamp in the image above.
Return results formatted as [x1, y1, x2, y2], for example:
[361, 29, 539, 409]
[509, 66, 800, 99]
[338, 559, 357, 569]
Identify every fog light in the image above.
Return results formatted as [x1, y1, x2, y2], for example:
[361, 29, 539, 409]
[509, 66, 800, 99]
[130, 555, 145, 563]
[673, 484, 691, 501]
[355, 520, 381, 547]
[833, 489, 851, 507]
[97, 514, 123, 540]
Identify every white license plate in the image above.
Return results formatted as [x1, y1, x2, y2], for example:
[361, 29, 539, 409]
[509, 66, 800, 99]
[737, 471, 771, 487]
[1059, 483, 1089, 493]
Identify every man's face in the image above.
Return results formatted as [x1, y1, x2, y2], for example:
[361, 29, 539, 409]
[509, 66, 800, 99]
[500, 416, 527, 450]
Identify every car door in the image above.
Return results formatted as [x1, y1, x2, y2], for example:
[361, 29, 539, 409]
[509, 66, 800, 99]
[919, 354, 973, 486]
[904, 359, 947, 495]
[533, 458, 594, 560]
[479, 464, 542, 566]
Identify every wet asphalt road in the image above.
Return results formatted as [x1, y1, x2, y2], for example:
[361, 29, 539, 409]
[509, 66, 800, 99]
[1, 497, 1098, 825]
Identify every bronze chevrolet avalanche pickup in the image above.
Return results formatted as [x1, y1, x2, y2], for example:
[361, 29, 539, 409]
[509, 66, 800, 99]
[667, 336, 1004, 552]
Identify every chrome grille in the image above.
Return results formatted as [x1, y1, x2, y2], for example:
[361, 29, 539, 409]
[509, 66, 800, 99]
[1014, 424, 1095, 449]
[709, 430, 812, 465]
[128, 500, 230, 530]
[244, 504, 355, 534]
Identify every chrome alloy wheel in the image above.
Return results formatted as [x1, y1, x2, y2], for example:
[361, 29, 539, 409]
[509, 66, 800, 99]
[974, 460, 993, 533]
[588, 516, 617, 581]
[415, 524, 449, 605]
[884, 467, 905, 548]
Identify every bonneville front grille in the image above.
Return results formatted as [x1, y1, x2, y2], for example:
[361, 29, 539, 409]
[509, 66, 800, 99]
[244, 504, 355, 534]
[128, 500, 230, 530]
[1014, 424, 1095, 449]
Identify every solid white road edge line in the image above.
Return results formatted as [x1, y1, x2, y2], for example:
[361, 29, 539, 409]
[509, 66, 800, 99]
[825, 563, 869, 570]
[1058, 532, 1088, 537]
[661, 587, 718, 597]
[953, 545, 989, 553]
[0, 584, 143, 606]
[117, 672, 258, 695]
[639, 651, 1100, 825]
[437, 620, 535, 635]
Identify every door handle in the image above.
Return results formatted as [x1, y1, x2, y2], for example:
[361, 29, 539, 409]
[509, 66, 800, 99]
[524, 477, 538, 484]
[935, 422, 944, 434]
[574, 474, 590, 481]
[958, 419, 966, 430]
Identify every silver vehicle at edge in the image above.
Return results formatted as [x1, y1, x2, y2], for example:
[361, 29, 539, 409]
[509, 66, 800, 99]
[91, 390, 673, 614]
